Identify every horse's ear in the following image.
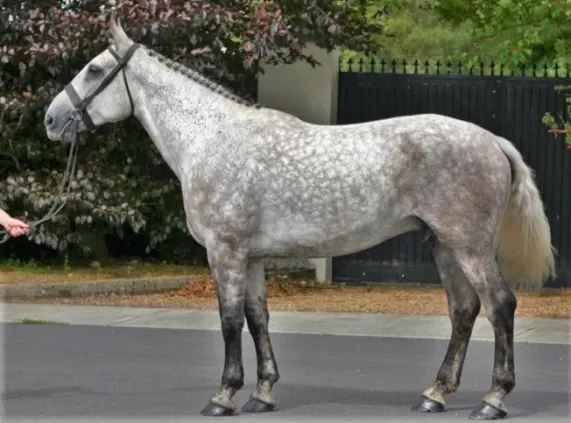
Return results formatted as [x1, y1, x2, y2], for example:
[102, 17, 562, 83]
[108, 10, 129, 47]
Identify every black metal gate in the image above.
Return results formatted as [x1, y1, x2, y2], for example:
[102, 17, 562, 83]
[333, 60, 571, 288]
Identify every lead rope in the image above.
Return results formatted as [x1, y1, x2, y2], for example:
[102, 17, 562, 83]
[0, 124, 81, 244]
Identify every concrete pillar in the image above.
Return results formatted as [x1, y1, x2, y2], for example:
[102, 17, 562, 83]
[257, 44, 339, 125]
[257, 43, 339, 282]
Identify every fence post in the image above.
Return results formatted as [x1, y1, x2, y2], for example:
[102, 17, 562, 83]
[257, 43, 339, 282]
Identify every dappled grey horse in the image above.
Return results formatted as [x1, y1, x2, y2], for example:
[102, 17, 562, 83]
[44, 15, 555, 420]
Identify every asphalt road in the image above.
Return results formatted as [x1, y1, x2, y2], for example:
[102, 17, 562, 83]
[2, 324, 569, 422]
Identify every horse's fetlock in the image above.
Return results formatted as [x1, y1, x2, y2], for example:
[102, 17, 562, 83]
[259, 369, 279, 385]
[223, 372, 245, 391]
[270, 370, 280, 384]
[230, 379, 245, 391]
[444, 381, 459, 394]
[434, 377, 458, 395]
[495, 372, 515, 394]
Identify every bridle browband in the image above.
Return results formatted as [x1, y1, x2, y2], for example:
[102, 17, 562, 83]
[64, 42, 140, 131]
[0, 42, 140, 244]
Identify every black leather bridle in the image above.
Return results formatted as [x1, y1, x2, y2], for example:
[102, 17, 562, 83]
[64, 43, 140, 131]
[0, 42, 141, 244]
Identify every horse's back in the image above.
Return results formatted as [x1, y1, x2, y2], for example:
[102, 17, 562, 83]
[243, 113, 511, 257]
[249, 112, 507, 198]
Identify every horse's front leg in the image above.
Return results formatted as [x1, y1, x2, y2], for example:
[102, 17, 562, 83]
[241, 259, 280, 413]
[200, 240, 249, 417]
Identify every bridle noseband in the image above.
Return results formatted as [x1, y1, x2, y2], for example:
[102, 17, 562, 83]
[64, 43, 140, 131]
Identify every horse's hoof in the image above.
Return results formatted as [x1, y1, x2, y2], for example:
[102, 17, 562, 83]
[241, 398, 276, 413]
[200, 403, 235, 417]
[411, 395, 445, 413]
[469, 402, 507, 420]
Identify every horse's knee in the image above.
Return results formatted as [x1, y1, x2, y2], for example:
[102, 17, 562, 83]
[450, 297, 481, 324]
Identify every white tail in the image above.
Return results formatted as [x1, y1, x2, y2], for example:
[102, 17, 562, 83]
[494, 136, 556, 291]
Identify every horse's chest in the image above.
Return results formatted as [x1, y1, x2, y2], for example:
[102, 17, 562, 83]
[183, 210, 208, 247]
[181, 188, 213, 247]
[180, 180, 256, 246]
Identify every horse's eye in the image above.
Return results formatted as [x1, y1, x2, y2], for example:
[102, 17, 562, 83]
[88, 64, 102, 74]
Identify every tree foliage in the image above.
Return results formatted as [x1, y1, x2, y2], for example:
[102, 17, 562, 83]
[543, 86, 571, 150]
[0, 0, 384, 260]
[433, 0, 571, 67]
[342, 0, 475, 64]
[432, 0, 571, 149]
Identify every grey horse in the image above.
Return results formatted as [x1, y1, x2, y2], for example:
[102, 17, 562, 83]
[44, 15, 555, 420]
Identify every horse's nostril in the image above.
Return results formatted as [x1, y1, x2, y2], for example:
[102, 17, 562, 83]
[45, 114, 54, 127]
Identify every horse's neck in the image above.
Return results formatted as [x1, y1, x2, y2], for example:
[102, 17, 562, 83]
[129, 51, 241, 179]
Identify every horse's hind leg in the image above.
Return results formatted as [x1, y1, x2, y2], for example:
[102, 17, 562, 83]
[456, 252, 517, 420]
[241, 259, 280, 413]
[412, 242, 481, 413]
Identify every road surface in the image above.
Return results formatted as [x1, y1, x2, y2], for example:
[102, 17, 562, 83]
[2, 323, 569, 422]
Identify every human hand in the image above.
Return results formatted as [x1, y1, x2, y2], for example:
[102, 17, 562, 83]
[2, 218, 30, 237]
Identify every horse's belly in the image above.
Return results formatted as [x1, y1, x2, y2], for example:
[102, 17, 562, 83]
[248, 215, 422, 258]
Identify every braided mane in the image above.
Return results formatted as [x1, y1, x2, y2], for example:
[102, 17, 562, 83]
[144, 47, 260, 109]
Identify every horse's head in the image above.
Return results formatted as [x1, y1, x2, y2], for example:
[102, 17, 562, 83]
[44, 13, 140, 143]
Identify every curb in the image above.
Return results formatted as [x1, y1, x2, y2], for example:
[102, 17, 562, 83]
[3, 304, 570, 345]
[0, 276, 199, 300]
